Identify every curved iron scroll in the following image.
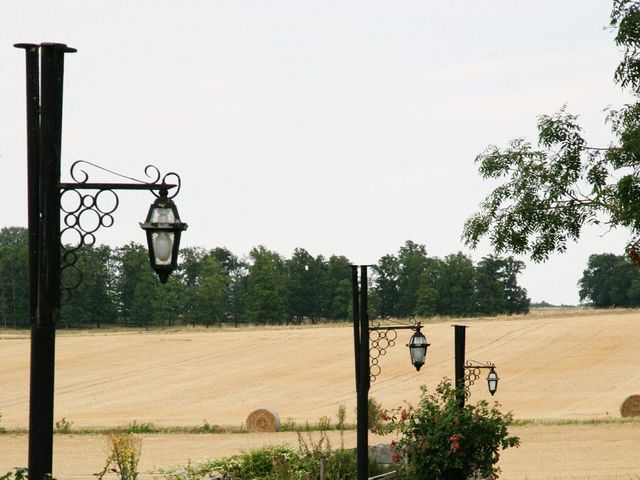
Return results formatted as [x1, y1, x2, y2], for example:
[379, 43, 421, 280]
[368, 318, 421, 383]
[463, 360, 495, 399]
[60, 161, 181, 301]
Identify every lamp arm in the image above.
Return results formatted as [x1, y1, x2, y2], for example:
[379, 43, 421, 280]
[59, 162, 183, 300]
[368, 320, 424, 382]
[462, 360, 497, 399]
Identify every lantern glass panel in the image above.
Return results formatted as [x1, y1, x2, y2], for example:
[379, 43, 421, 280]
[150, 206, 175, 224]
[487, 369, 499, 395]
[152, 231, 174, 265]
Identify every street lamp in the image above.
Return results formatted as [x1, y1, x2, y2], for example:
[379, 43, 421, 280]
[407, 329, 428, 371]
[140, 189, 188, 283]
[351, 265, 429, 480]
[453, 325, 499, 408]
[15, 42, 188, 480]
[486, 367, 499, 396]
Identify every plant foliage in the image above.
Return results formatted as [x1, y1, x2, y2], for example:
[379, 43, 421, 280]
[377, 380, 520, 480]
[464, 1, 640, 263]
[97, 433, 142, 480]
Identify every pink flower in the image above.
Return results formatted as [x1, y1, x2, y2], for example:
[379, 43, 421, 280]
[391, 451, 400, 464]
[370, 425, 377, 434]
[449, 434, 461, 443]
[400, 409, 409, 421]
[450, 442, 460, 453]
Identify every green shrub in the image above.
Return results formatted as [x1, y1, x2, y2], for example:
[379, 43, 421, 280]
[0, 469, 28, 480]
[156, 460, 214, 480]
[124, 420, 158, 434]
[317, 415, 331, 431]
[367, 397, 383, 429]
[196, 419, 223, 433]
[336, 404, 347, 449]
[279, 417, 297, 432]
[97, 433, 142, 480]
[156, 434, 391, 480]
[55, 417, 73, 433]
[213, 444, 311, 479]
[377, 379, 520, 480]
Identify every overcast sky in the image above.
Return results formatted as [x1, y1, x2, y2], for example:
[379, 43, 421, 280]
[1, 1, 634, 305]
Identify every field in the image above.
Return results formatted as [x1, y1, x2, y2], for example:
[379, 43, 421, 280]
[2, 309, 640, 478]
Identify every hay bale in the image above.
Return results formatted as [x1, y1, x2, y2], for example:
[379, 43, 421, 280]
[620, 395, 640, 417]
[246, 408, 280, 432]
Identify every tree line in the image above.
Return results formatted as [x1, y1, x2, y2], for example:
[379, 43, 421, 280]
[0, 228, 530, 328]
[579, 252, 640, 307]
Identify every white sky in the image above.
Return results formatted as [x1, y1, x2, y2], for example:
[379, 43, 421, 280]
[1, 1, 634, 305]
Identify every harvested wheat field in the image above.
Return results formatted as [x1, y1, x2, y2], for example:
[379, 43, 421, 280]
[2, 309, 640, 478]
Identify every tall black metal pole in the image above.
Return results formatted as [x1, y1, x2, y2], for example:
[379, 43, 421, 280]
[17, 44, 41, 328]
[352, 266, 360, 391]
[15, 42, 75, 480]
[454, 325, 467, 409]
[356, 266, 370, 480]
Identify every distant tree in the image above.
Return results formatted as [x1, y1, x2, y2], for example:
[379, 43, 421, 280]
[436, 253, 476, 317]
[414, 284, 439, 317]
[372, 254, 400, 317]
[0, 227, 28, 328]
[530, 300, 555, 308]
[114, 242, 152, 326]
[475, 256, 529, 315]
[331, 278, 353, 320]
[155, 277, 186, 326]
[286, 248, 320, 323]
[130, 269, 159, 327]
[395, 241, 429, 317]
[178, 247, 207, 287]
[175, 246, 207, 326]
[61, 245, 118, 328]
[245, 246, 288, 324]
[499, 256, 530, 314]
[228, 257, 249, 327]
[579, 253, 639, 307]
[196, 255, 228, 326]
[210, 247, 240, 276]
[0, 227, 28, 246]
[326, 255, 352, 320]
[209, 247, 243, 325]
[463, 2, 640, 263]
[474, 256, 507, 315]
[415, 257, 445, 317]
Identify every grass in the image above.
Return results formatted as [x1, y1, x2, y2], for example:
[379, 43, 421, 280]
[0, 419, 359, 436]
[2, 416, 638, 436]
[513, 417, 640, 427]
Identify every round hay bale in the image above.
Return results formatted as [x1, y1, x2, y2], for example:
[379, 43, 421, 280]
[620, 395, 640, 417]
[246, 408, 280, 432]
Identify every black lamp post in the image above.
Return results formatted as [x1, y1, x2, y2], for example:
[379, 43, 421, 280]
[15, 42, 188, 480]
[453, 325, 499, 409]
[351, 265, 429, 480]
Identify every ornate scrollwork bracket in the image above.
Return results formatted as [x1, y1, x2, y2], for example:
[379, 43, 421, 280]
[463, 360, 496, 399]
[59, 160, 181, 301]
[368, 318, 422, 383]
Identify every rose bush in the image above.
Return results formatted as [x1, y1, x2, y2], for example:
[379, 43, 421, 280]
[376, 380, 520, 480]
